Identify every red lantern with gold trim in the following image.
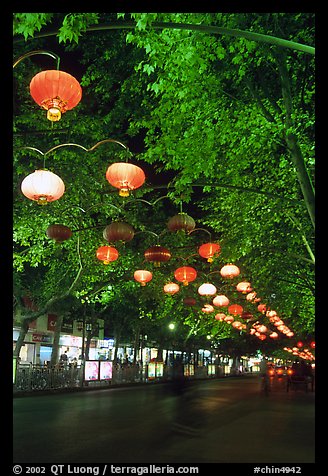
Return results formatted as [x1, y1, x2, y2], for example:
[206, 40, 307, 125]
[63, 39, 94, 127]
[163, 282, 180, 295]
[30, 70, 82, 121]
[183, 297, 197, 306]
[106, 162, 145, 197]
[257, 304, 267, 314]
[228, 304, 243, 316]
[174, 266, 197, 286]
[46, 224, 72, 243]
[144, 245, 171, 267]
[21, 169, 65, 205]
[103, 221, 134, 243]
[167, 213, 195, 233]
[236, 281, 252, 293]
[213, 295, 230, 307]
[215, 313, 226, 321]
[96, 245, 119, 264]
[198, 242, 221, 262]
[134, 270, 153, 286]
[220, 264, 240, 279]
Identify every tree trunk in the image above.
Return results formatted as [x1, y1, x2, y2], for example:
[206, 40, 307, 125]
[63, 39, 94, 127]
[275, 50, 315, 229]
[50, 314, 64, 367]
[13, 318, 30, 358]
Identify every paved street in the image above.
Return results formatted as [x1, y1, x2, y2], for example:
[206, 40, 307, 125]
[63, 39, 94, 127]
[13, 375, 315, 464]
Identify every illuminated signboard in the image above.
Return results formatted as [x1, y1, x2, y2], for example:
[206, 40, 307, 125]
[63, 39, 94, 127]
[184, 364, 194, 376]
[148, 362, 156, 379]
[84, 360, 100, 381]
[156, 362, 164, 377]
[13, 357, 17, 384]
[100, 361, 113, 380]
[208, 364, 216, 376]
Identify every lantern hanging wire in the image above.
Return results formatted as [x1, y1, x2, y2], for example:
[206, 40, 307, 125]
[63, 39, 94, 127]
[13, 49, 61, 70]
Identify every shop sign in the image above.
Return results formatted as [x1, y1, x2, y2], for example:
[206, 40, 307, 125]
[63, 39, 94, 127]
[59, 335, 82, 347]
[84, 360, 100, 381]
[32, 333, 53, 343]
[47, 314, 57, 331]
[208, 364, 216, 376]
[100, 361, 113, 380]
[184, 364, 195, 377]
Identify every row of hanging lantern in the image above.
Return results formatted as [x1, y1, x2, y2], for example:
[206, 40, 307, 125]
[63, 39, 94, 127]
[15, 51, 147, 204]
[16, 52, 301, 351]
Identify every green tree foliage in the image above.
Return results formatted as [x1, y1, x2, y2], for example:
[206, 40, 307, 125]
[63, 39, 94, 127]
[13, 13, 315, 359]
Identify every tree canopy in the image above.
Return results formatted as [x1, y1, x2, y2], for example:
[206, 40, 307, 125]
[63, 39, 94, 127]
[13, 13, 315, 359]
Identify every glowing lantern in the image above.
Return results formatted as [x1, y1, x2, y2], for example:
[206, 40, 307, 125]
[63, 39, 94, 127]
[246, 291, 257, 302]
[258, 334, 267, 341]
[269, 332, 279, 339]
[46, 224, 72, 243]
[134, 270, 152, 286]
[21, 169, 65, 205]
[232, 321, 242, 329]
[215, 313, 226, 321]
[174, 266, 197, 285]
[198, 283, 217, 296]
[310, 341, 315, 349]
[96, 245, 119, 264]
[220, 264, 240, 279]
[257, 325, 268, 333]
[144, 245, 171, 267]
[202, 304, 214, 313]
[224, 315, 234, 323]
[167, 213, 195, 232]
[164, 282, 180, 295]
[297, 341, 304, 348]
[198, 242, 221, 262]
[228, 304, 243, 315]
[257, 304, 267, 314]
[236, 282, 252, 293]
[213, 295, 229, 307]
[30, 70, 82, 121]
[183, 297, 197, 306]
[103, 221, 134, 243]
[266, 310, 277, 318]
[106, 162, 145, 197]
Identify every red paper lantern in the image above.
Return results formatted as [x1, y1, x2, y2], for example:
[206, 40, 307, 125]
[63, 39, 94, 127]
[224, 315, 234, 323]
[163, 282, 180, 295]
[167, 213, 195, 232]
[202, 304, 214, 313]
[198, 283, 217, 296]
[144, 245, 171, 267]
[21, 169, 65, 204]
[30, 70, 82, 121]
[174, 266, 197, 285]
[241, 311, 253, 320]
[96, 245, 119, 264]
[257, 304, 267, 314]
[134, 270, 153, 286]
[106, 162, 145, 197]
[46, 224, 72, 243]
[183, 297, 197, 306]
[198, 242, 221, 262]
[212, 295, 230, 307]
[236, 281, 252, 293]
[228, 304, 243, 315]
[296, 341, 304, 348]
[220, 264, 240, 279]
[215, 313, 226, 321]
[103, 221, 134, 243]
